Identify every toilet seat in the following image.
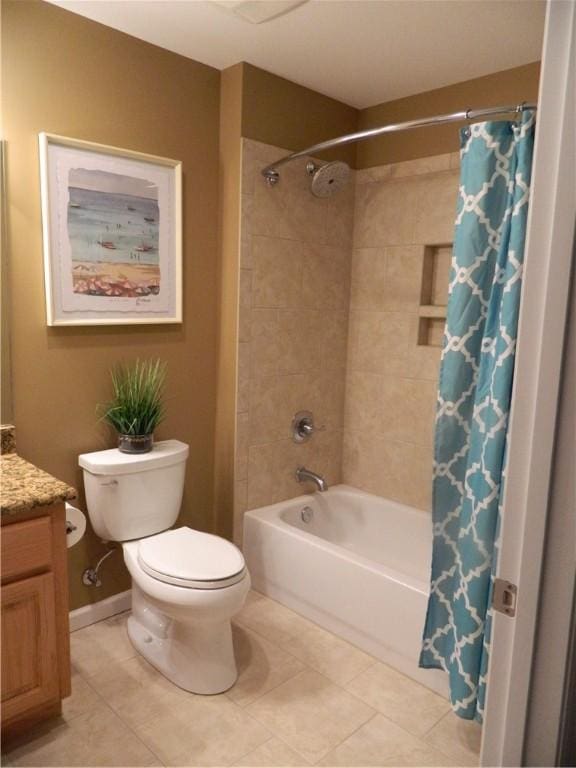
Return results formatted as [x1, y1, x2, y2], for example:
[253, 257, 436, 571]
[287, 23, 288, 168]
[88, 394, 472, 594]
[137, 527, 246, 590]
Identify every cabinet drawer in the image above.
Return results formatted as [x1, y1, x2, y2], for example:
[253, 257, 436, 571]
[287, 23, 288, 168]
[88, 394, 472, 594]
[1, 516, 52, 583]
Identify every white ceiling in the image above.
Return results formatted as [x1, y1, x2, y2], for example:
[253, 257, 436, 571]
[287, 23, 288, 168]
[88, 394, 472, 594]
[47, 0, 546, 109]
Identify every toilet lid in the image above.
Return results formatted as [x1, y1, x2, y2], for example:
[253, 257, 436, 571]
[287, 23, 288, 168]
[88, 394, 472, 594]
[137, 527, 246, 589]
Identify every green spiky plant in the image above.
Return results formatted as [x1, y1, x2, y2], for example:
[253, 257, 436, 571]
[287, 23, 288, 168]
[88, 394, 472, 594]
[100, 359, 167, 437]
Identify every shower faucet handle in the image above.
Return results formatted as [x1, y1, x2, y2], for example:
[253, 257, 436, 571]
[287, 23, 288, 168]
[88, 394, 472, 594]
[292, 410, 325, 443]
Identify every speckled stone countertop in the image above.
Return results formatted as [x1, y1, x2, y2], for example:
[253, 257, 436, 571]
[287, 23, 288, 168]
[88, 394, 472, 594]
[0, 426, 77, 516]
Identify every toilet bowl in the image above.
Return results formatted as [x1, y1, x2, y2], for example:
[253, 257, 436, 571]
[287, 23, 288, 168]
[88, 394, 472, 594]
[79, 440, 250, 694]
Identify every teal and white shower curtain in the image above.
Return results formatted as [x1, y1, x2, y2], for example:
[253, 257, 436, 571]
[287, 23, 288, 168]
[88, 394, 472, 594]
[419, 110, 535, 721]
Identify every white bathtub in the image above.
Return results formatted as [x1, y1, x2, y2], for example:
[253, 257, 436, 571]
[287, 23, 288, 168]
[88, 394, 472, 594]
[243, 484, 448, 696]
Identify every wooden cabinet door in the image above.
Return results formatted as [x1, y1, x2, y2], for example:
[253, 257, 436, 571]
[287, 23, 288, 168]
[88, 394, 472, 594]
[1, 572, 59, 724]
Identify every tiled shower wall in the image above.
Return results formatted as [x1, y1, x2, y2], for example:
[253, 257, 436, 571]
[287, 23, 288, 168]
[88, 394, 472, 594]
[234, 141, 460, 542]
[343, 154, 460, 510]
[234, 139, 355, 543]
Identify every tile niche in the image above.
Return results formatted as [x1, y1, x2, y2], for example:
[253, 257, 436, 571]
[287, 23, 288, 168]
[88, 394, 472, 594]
[235, 139, 460, 543]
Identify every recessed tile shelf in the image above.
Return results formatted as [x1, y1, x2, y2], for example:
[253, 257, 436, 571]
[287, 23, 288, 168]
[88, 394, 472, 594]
[417, 244, 452, 348]
[418, 305, 447, 319]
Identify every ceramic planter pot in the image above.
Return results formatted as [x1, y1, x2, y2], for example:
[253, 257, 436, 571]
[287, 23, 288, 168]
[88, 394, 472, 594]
[118, 434, 153, 454]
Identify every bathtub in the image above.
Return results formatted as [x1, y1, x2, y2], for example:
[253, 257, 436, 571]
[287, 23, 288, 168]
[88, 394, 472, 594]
[243, 484, 448, 697]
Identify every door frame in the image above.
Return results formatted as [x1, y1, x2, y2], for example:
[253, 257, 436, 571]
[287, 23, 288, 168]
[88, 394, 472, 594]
[481, 1, 576, 764]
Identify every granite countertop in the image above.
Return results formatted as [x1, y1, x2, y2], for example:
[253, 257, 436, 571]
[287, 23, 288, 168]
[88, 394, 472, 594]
[0, 425, 77, 516]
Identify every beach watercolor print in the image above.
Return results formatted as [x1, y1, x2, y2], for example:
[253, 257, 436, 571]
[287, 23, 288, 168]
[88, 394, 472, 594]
[68, 168, 161, 299]
[39, 133, 182, 325]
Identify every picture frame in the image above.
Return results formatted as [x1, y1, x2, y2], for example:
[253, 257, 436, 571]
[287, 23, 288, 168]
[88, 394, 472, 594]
[39, 133, 182, 326]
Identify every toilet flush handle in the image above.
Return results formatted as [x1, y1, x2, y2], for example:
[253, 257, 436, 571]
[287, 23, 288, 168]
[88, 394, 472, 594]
[100, 479, 118, 487]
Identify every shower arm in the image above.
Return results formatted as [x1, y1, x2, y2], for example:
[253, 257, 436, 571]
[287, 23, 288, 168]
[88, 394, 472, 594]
[261, 102, 537, 185]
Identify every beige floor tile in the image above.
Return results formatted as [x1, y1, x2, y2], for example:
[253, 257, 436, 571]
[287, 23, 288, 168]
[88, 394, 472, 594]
[70, 611, 136, 677]
[318, 713, 457, 767]
[236, 594, 374, 685]
[345, 662, 450, 737]
[61, 669, 103, 722]
[6, 701, 160, 767]
[86, 653, 189, 729]
[135, 693, 270, 766]
[233, 736, 311, 766]
[227, 623, 305, 707]
[246, 668, 375, 764]
[426, 711, 481, 766]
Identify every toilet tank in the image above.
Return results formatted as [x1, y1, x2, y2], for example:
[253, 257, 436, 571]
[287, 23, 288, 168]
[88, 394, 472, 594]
[79, 440, 189, 542]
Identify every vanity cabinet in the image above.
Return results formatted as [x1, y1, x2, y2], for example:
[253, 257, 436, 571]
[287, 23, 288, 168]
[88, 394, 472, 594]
[1, 503, 71, 737]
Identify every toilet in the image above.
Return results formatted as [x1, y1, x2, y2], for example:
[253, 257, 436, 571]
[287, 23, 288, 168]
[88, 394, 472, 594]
[79, 439, 250, 695]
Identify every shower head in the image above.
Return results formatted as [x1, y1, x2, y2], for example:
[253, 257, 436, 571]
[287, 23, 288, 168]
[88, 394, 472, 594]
[306, 161, 350, 198]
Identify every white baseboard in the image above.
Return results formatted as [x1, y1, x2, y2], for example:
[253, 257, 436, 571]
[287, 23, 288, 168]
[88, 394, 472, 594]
[69, 589, 132, 632]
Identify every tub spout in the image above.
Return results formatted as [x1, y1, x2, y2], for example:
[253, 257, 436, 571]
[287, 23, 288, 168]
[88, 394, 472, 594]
[295, 466, 328, 492]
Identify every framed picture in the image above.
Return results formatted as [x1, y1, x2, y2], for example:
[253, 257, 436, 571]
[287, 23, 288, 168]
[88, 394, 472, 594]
[39, 133, 182, 325]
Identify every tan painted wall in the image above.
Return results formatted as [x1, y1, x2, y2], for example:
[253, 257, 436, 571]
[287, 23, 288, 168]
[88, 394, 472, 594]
[2, 0, 221, 610]
[214, 64, 244, 539]
[240, 63, 359, 168]
[357, 63, 541, 168]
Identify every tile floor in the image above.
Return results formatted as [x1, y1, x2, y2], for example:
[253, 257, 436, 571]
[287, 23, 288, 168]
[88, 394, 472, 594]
[4, 591, 481, 767]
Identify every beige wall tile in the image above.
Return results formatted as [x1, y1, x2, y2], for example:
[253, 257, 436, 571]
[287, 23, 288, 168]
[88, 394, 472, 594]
[252, 236, 303, 309]
[450, 151, 461, 169]
[408, 344, 442, 382]
[277, 310, 323, 375]
[301, 243, 350, 310]
[413, 171, 459, 244]
[246, 429, 342, 510]
[380, 377, 437, 449]
[246, 669, 375, 764]
[350, 248, 387, 310]
[324, 178, 356, 247]
[236, 412, 249, 481]
[389, 153, 451, 179]
[347, 310, 411, 375]
[249, 374, 308, 444]
[353, 177, 420, 247]
[344, 372, 384, 435]
[241, 196, 254, 269]
[319, 310, 349, 371]
[342, 431, 432, 510]
[318, 713, 457, 767]
[383, 246, 424, 310]
[345, 662, 450, 737]
[233, 479, 247, 547]
[250, 309, 280, 378]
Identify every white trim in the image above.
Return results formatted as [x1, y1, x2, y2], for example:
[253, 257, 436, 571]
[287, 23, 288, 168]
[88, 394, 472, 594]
[69, 589, 132, 632]
[481, 1, 576, 765]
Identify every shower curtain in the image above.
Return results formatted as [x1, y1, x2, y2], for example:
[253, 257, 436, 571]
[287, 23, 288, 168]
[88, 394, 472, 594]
[419, 110, 535, 722]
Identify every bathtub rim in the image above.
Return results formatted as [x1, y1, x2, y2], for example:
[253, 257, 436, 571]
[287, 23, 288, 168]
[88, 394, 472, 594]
[243, 484, 432, 595]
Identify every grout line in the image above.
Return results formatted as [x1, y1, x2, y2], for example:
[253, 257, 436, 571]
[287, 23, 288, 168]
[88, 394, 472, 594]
[312, 711, 379, 766]
[76, 672, 166, 767]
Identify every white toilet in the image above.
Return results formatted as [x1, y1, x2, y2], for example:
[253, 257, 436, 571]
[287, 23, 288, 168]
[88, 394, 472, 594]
[79, 439, 250, 695]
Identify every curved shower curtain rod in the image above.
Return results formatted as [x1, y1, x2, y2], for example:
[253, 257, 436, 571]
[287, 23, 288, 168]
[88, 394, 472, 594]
[261, 101, 537, 185]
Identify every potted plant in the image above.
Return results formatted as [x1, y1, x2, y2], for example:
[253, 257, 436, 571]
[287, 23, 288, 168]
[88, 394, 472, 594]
[100, 359, 166, 454]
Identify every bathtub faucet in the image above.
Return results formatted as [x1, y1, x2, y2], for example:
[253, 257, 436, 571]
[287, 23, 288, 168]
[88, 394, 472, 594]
[295, 466, 328, 492]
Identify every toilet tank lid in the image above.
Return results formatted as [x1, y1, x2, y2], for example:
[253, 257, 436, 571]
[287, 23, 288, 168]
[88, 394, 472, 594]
[79, 439, 189, 475]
